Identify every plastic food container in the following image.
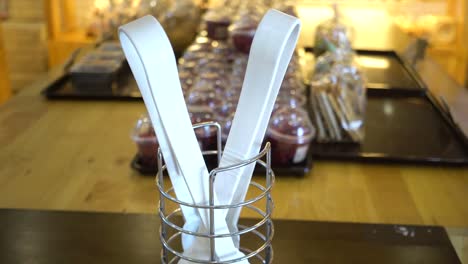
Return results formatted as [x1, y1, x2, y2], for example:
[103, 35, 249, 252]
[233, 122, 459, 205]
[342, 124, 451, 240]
[266, 107, 315, 166]
[211, 41, 234, 61]
[182, 48, 210, 63]
[197, 61, 231, 79]
[214, 101, 237, 142]
[69, 59, 123, 94]
[177, 60, 198, 74]
[189, 72, 226, 99]
[220, 112, 235, 143]
[214, 100, 236, 120]
[274, 94, 307, 113]
[189, 109, 218, 153]
[97, 41, 123, 52]
[230, 11, 260, 54]
[81, 50, 126, 63]
[186, 89, 223, 111]
[179, 70, 194, 93]
[131, 114, 159, 168]
[204, 9, 231, 40]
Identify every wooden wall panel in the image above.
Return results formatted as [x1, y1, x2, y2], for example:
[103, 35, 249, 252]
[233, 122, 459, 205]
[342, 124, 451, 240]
[0, 25, 11, 104]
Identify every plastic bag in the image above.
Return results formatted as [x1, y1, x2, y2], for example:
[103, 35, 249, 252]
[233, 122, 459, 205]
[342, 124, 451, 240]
[310, 48, 366, 143]
[314, 4, 353, 57]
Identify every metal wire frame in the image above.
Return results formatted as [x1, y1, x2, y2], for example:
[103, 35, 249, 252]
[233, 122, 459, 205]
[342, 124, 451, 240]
[156, 122, 275, 263]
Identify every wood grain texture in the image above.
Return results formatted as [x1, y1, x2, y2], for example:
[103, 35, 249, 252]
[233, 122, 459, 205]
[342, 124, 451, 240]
[0, 90, 468, 226]
[0, 68, 466, 227]
[0, 62, 466, 224]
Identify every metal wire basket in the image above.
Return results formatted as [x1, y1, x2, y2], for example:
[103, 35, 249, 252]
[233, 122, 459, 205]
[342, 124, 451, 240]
[156, 122, 275, 263]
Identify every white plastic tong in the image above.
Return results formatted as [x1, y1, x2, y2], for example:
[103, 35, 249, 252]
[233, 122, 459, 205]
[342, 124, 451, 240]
[119, 9, 300, 263]
[119, 16, 247, 263]
[216, 9, 300, 245]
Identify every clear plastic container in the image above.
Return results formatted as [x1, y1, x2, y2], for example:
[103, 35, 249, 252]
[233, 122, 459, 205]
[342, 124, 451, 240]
[266, 107, 315, 165]
[131, 114, 159, 168]
[97, 41, 123, 52]
[186, 89, 223, 109]
[190, 72, 225, 95]
[274, 94, 306, 113]
[160, 0, 201, 55]
[69, 59, 123, 94]
[204, 8, 232, 40]
[214, 100, 236, 121]
[198, 61, 231, 78]
[70, 59, 121, 74]
[220, 111, 235, 143]
[179, 70, 194, 93]
[182, 45, 211, 63]
[194, 35, 212, 46]
[211, 40, 235, 61]
[189, 109, 218, 152]
[223, 75, 242, 103]
[177, 59, 198, 74]
[80, 50, 125, 64]
[230, 10, 260, 54]
[232, 54, 248, 78]
[278, 83, 305, 102]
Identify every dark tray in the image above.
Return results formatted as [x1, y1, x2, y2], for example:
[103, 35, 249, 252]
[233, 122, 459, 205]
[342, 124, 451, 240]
[305, 48, 427, 96]
[311, 91, 468, 165]
[1, 209, 462, 264]
[131, 146, 313, 177]
[42, 74, 142, 101]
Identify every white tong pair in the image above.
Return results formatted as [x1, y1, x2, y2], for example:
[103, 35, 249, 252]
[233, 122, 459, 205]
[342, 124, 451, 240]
[119, 9, 300, 263]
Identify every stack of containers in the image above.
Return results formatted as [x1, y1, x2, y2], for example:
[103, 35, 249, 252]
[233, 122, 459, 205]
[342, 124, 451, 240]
[69, 41, 128, 94]
[132, 0, 315, 169]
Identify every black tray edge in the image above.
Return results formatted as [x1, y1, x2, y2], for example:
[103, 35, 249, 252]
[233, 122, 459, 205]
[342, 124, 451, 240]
[42, 74, 143, 101]
[131, 151, 313, 177]
[425, 89, 468, 148]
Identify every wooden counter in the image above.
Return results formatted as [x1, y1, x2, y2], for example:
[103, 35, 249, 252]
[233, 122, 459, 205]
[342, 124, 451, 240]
[1, 52, 467, 223]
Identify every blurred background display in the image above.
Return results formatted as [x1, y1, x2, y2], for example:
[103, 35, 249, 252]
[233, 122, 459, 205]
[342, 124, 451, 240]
[0, 0, 466, 103]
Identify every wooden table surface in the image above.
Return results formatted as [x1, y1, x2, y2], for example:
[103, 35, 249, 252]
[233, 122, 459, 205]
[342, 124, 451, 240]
[0, 59, 467, 222]
[0, 209, 462, 264]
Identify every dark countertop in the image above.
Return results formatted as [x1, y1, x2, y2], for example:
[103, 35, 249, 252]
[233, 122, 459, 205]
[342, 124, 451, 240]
[0, 209, 461, 264]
